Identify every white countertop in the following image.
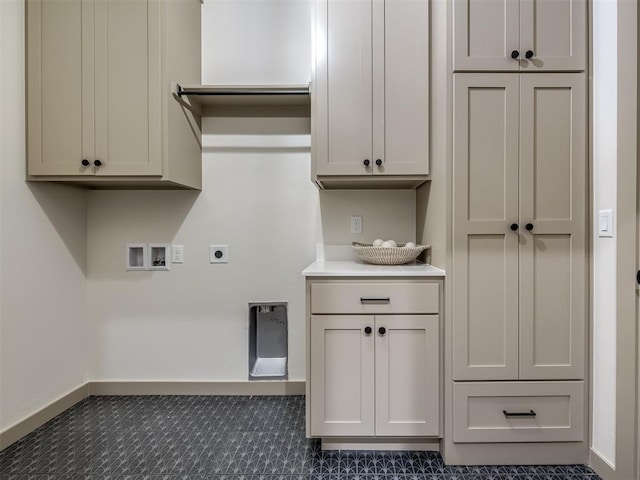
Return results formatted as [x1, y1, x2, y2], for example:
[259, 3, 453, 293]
[302, 260, 446, 277]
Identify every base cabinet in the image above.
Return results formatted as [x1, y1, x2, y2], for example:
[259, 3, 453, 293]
[307, 279, 442, 439]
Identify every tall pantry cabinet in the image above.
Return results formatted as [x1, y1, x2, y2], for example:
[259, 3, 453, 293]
[449, 0, 588, 464]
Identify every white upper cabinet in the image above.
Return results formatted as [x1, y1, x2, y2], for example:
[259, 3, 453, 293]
[453, 0, 586, 72]
[312, 0, 429, 189]
[27, 0, 202, 189]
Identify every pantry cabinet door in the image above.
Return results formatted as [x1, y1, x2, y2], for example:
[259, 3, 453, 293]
[518, 74, 586, 380]
[310, 315, 375, 436]
[519, 0, 586, 72]
[314, 0, 373, 176]
[452, 74, 520, 381]
[453, 0, 520, 71]
[27, 0, 94, 176]
[375, 315, 439, 436]
[377, 0, 429, 176]
[93, 0, 162, 176]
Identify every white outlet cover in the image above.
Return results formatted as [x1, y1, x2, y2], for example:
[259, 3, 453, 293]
[210, 245, 228, 263]
[351, 215, 363, 234]
[172, 245, 184, 263]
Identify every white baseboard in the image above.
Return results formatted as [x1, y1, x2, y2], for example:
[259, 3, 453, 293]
[88, 380, 306, 396]
[589, 448, 616, 479]
[0, 383, 88, 451]
[0, 380, 305, 451]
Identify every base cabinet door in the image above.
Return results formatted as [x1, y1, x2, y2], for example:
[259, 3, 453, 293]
[310, 315, 375, 437]
[375, 315, 440, 436]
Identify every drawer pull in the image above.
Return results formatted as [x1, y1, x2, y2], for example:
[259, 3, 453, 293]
[503, 409, 537, 418]
[360, 297, 390, 304]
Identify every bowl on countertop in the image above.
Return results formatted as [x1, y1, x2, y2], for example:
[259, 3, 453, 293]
[352, 242, 430, 265]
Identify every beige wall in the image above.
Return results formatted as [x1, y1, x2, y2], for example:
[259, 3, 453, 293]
[0, 0, 88, 432]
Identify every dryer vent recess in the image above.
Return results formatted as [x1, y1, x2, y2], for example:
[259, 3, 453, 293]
[248, 302, 288, 381]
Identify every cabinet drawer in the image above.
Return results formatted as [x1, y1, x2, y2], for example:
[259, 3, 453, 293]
[453, 381, 584, 443]
[311, 282, 439, 314]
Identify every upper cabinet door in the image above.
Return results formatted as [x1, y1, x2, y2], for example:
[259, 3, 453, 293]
[453, 0, 586, 72]
[27, 0, 94, 176]
[93, 0, 162, 176]
[453, 0, 520, 71]
[378, 0, 429, 176]
[519, 0, 586, 72]
[315, 0, 373, 176]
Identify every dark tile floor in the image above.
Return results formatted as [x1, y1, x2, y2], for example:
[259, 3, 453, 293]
[0, 395, 600, 480]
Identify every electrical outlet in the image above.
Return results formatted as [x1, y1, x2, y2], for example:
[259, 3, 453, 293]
[172, 245, 184, 263]
[209, 245, 228, 263]
[351, 215, 363, 234]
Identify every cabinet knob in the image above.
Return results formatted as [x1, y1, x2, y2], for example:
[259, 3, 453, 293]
[81, 159, 90, 166]
[364, 326, 372, 335]
[375, 159, 382, 166]
[511, 50, 520, 59]
[378, 326, 386, 335]
[525, 50, 534, 59]
[94, 159, 102, 167]
[525, 223, 534, 231]
[510, 223, 519, 231]
[363, 159, 370, 167]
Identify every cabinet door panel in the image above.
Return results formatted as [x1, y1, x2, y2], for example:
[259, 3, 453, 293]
[453, 75, 520, 380]
[375, 315, 439, 436]
[453, 0, 519, 71]
[519, 74, 586, 379]
[315, 0, 373, 176]
[520, 0, 586, 71]
[378, 0, 429, 175]
[310, 315, 375, 436]
[27, 0, 93, 176]
[94, 0, 162, 176]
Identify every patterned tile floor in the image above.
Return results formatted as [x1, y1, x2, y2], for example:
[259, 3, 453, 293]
[0, 395, 600, 480]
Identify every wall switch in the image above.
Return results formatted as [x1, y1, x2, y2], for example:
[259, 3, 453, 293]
[351, 215, 363, 234]
[172, 245, 184, 263]
[210, 245, 228, 263]
[598, 209, 614, 238]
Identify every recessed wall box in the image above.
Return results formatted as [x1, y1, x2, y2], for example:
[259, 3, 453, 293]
[249, 302, 288, 381]
[126, 243, 148, 270]
[148, 244, 171, 271]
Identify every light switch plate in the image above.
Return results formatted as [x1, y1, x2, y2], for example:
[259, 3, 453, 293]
[598, 209, 614, 238]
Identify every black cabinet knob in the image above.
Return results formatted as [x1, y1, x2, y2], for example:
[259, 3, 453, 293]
[525, 50, 534, 59]
[364, 326, 372, 335]
[510, 223, 519, 231]
[525, 223, 534, 231]
[363, 159, 370, 167]
[81, 159, 90, 166]
[511, 50, 520, 59]
[94, 159, 102, 167]
[375, 159, 382, 166]
[378, 327, 386, 335]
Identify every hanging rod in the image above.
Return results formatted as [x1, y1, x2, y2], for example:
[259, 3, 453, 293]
[174, 83, 310, 97]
